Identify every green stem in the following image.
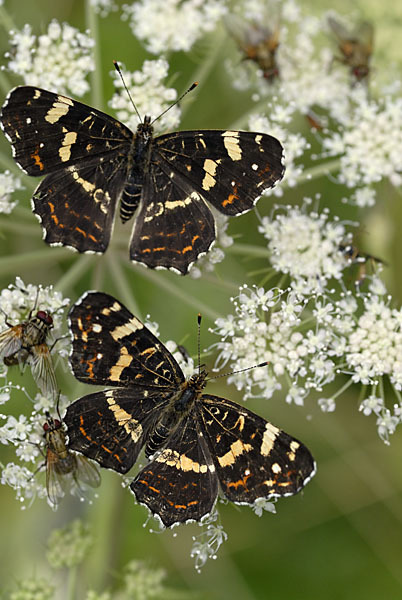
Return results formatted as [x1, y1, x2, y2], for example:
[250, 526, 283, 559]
[0, 247, 71, 275]
[106, 252, 142, 317]
[67, 564, 78, 600]
[0, 68, 12, 97]
[283, 159, 342, 188]
[0, 5, 17, 35]
[85, 0, 103, 109]
[133, 265, 223, 321]
[181, 26, 226, 121]
[0, 219, 40, 236]
[225, 243, 269, 258]
[54, 255, 94, 294]
[331, 377, 354, 401]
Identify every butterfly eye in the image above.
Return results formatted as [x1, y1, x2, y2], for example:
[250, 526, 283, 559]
[43, 422, 50, 432]
[53, 419, 62, 428]
[36, 311, 53, 326]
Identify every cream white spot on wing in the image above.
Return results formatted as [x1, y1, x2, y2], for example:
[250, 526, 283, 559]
[110, 316, 143, 342]
[222, 131, 242, 161]
[59, 131, 77, 162]
[106, 397, 143, 442]
[45, 96, 73, 124]
[202, 159, 218, 191]
[260, 423, 280, 456]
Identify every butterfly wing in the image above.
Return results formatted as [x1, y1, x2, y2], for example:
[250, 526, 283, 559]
[129, 129, 284, 273]
[154, 130, 284, 216]
[32, 159, 123, 253]
[64, 388, 167, 474]
[131, 413, 218, 527]
[1, 86, 133, 253]
[29, 343, 58, 398]
[129, 168, 216, 273]
[68, 291, 185, 388]
[0, 86, 133, 174]
[200, 395, 316, 504]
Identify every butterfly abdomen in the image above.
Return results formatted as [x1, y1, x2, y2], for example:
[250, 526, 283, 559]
[120, 117, 154, 223]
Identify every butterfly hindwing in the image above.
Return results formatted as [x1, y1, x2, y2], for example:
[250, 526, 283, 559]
[33, 160, 123, 253]
[131, 412, 218, 526]
[130, 170, 216, 273]
[65, 388, 166, 474]
[200, 395, 316, 504]
[69, 291, 184, 388]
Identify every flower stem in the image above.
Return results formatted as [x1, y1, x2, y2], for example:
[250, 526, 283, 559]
[106, 253, 142, 317]
[0, 248, 71, 275]
[85, 0, 103, 109]
[54, 255, 94, 294]
[283, 159, 342, 188]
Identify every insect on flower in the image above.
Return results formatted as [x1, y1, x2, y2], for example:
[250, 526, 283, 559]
[328, 16, 374, 83]
[0, 309, 58, 398]
[339, 242, 385, 286]
[226, 14, 280, 82]
[43, 413, 101, 506]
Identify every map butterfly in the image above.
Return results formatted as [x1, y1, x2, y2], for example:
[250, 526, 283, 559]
[0, 85, 284, 274]
[64, 291, 316, 527]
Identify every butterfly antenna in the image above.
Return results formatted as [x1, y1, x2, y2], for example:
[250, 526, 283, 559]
[113, 60, 143, 123]
[197, 313, 202, 376]
[207, 361, 269, 382]
[151, 81, 198, 126]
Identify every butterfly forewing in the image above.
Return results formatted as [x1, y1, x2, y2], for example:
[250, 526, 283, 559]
[69, 291, 184, 388]
[0, 86, 132, 174]
[155, 130, 284, 216]
[200, 395, 316, 503]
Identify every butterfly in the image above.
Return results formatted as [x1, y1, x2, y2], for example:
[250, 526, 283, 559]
[0, 85, 284, 274]
[43, 413, 101, 506]
[0, 309, 57, 397]
[64, 291, 316, 527]
[328, 16, 374, 82]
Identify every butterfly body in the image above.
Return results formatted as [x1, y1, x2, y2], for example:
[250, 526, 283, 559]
[1, 86, 284, 273]
[65, 292, 315, 527]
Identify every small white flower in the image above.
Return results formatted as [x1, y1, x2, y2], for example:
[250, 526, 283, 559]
[122, 0, 227, 54]
[0, 171, 23, 214]
[109, 59, 180, 134]
[6, 21, 95, 96]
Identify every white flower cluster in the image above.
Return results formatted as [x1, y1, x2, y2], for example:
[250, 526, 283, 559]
[323, 91, 402, 188]
[89, 0, 118, 17]
[109, 59, 180, 133]
[0, 170, 23, 214]
[258, 203, 351, 294]
[5, 20, 94, 96]
[122, 0, 227, 54]
[211, 277, 402, 442]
